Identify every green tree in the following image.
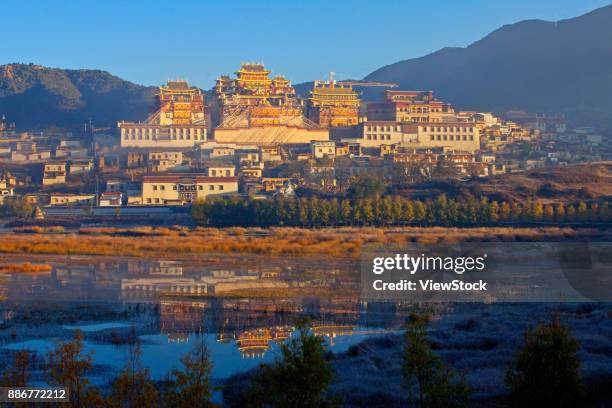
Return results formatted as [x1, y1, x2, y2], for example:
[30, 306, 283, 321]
[434, 195, 450, 226]
[274, 198, 287, 226]
[298, 198, 309, 227]
[533, 202, 544, 221]
[506, 321, 582, 408]
[361, 199, 374, 225]
[381, 195, 394, 225]
[246, 320, 338, 408]
[347, 175, 385, 199]
[47, 330, 102, 408]
[392, 196, 404, 225]
[404, 200, 415, 224]
[510, 201, 523, 223]
[1, 350, 30, 387]
[489, 201, 500, 224]
[577, 201, 588, 222]
[192, 199, 212, 225]
[352, 204, 363, 226]
[588, 202, 599, 222]
[339, 199, 352, 225]
[500, 202, 511, 222]
[522, 199, 535, 222]
[542, 204, 554, 221]
[478, 197, 490, 224]
[164, 335, 215, 408]
[328, 198, 339, 226]
[555, 203, 566, 222]
[599, 201, 610, 222]
[319, 200, 332, 226]
[566, 205, 576, 222]
[309, 196, 321, 226]
[107, 342, 159, 408]
[0, 197, 32, 218]
[403, 314, 469, 407]
[414, 201, 427, 225]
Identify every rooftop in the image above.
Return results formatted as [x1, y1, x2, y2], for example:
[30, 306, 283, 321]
[239, 63, 269, 72]
[165, 80, 190, 90]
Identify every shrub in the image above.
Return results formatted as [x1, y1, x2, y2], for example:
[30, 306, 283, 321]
[505, 320, 582, 407]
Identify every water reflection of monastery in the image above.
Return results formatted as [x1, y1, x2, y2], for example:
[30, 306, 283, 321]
[0, 258, 450, 358]
[157, 295, 390, 358]
[121, 265, 290, 300]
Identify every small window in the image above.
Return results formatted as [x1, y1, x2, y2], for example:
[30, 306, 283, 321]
[219, 185, 224, 191]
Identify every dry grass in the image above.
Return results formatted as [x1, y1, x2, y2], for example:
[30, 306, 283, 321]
[0, 226, 607, 258]
[478, 162, 612, 203]
[13, 226, 65, 234]
[0, 262, 53, 273]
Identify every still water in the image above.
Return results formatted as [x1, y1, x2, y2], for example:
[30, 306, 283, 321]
[0, 255, 414, 383]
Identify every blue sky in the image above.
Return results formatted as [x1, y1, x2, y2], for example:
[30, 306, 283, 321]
[3, 0, 611, 88]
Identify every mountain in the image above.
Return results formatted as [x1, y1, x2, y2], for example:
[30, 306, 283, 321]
[3, 4, 612, 132]
[0, 63, 156, 130]
[364, 4, 612, 132]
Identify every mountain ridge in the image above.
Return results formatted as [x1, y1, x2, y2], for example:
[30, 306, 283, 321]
[0, 63, 156, 130]
[364, 4, 612, 131]
[2, 4, 612, 132]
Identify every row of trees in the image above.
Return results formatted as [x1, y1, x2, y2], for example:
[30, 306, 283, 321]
[402, 314, 583, 408]
[192, 195, 611, 227]
[0, 197, 32, 218]
[1, 330, 214, 408]
[0, 317, 586, 407]
[228, 314, 585, 407]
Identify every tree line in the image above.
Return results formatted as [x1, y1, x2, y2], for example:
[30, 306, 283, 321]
[1, 330, 214, 408]
[0, 317, 587, 407]
[192, 195, 611, 227]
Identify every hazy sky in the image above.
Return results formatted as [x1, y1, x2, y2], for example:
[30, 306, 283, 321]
[4, 0, 611, 88]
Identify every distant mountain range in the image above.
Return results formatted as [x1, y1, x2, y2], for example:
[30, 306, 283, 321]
[363, 4, 612, 132]
[2, 4, 612, 133]
[0, 64, 156, 130]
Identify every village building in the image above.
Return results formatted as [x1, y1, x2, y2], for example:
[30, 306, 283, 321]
[201, 162, 235, 177]
[141, 173, 238, 205]
[239, 165, 263, 179]
[146, 150, 185, 172]
[119, 80, 208, 148]
[311, 141, 336, 159]
[0, 177, 14, 204]
[42, 162, 67, 185]
[69, 160, 94, 174]
[49, 193, 96, 207]
[260, 145, 282, 161]
[99, 191, 123, 207]
[212, 63, 329, 145]
[307, 80, 360, 127]
[366, 90, 455, 123]
[349, 121, 481, 152]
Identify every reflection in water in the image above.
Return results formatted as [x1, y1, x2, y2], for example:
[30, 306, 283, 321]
[0, 256, 449, 379]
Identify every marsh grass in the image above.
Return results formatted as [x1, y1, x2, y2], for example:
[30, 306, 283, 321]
[0, 227, 607, 258]
[0, 262, 53, 273]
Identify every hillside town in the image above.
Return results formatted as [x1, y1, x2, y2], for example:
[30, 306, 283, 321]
[0, 63, 609, 213]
